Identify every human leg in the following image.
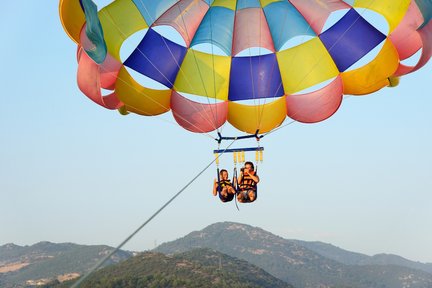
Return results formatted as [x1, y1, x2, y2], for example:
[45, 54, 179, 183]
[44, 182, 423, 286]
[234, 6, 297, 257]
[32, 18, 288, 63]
[221, 187, 228, 198]
[248, 190, 257, 202]
[227, 186, 235, 195]
[237, 190, 248, 203]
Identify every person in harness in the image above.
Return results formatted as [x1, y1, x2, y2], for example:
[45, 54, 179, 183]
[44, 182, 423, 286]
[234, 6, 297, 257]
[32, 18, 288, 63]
[213, 169, 236, 202]
[237, 161, 259, 203]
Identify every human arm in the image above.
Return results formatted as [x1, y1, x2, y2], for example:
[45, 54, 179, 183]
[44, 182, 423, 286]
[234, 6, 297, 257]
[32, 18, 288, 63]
[244, 170, 259, 183]
[237, 172, 243, 185]
[213, 179, 218, 196]
[252, 173, 260, 184]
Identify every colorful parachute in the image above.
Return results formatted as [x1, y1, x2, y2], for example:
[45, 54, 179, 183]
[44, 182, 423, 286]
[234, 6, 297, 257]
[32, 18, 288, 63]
[59, 0, 432, 134]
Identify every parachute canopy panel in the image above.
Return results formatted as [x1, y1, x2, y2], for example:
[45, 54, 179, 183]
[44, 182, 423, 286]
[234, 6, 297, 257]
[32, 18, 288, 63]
[59, 0, 432, 136]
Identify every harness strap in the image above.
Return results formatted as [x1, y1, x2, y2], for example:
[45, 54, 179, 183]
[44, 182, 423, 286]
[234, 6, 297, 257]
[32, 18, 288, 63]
[233, 167, 239, 193]
[219, 180, 232, 187]
[233, 167, 240, 211]
[239, 174, 257, 191]
[216, 167, 221, 193]
[254, 165, 258, 193]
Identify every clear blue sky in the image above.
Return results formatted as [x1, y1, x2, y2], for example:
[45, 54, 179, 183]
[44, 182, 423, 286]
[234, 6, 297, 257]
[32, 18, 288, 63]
[1, 2, 431, 263]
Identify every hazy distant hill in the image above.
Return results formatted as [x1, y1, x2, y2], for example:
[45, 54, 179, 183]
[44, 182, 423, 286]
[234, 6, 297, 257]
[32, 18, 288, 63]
[0, 242, 132, 287]
[291, 240, 432, 274]
[52, 248, 293, 288]
[155, 222, 432, 288]
[3, 223, 432, 288]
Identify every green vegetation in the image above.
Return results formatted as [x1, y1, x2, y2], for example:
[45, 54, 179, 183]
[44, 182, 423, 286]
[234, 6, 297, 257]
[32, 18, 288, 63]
[49, 248, 292, 288]
[155, 222, 432, 288]
[3, 223, 432, 288]
[0, 242, 131, 288]
[291, 240, 432, 274]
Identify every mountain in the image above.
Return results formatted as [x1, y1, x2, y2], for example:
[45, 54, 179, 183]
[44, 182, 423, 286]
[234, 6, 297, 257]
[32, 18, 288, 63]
[50, 248, 293, 288]
[3, 223, 432, 288]
[155, 222, 432, 288]
[0, 242, 132, 287]
[291, 240, 432, 274]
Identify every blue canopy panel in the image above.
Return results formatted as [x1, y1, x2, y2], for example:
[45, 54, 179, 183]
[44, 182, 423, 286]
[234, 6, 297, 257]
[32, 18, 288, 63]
[132, 0, 179, 26]
[264, 1, 316, 51]
[202, 0, 215, 6]
[319, 9, 386, 72]
[228, 53, 284, 101]
[124, 28, 187, 88]
[237, 0, 261, 10]
[80, 0, 107, 64]
[190, 7, 235, 56]
[415, 0, 432, 28]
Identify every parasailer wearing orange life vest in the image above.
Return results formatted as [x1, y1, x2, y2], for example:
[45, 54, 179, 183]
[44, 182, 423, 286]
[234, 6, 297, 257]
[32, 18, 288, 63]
[237, 161, 259, 203]
[213, 169, 236, 202]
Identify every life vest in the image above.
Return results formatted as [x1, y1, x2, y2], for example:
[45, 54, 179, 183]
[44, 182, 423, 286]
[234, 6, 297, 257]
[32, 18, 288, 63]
[239, 173, 257, 191]
[218, 179, 234, 202]
[219, 179, 232, 188]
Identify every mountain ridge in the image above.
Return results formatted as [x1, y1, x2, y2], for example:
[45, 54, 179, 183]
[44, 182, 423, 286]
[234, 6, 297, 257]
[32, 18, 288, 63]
[290, 239, 432, 274]
[2, 222, 431, 288]
[155, 221, 432, 288]
[0, 241, 132, 288]
[50, 248, 294, 288]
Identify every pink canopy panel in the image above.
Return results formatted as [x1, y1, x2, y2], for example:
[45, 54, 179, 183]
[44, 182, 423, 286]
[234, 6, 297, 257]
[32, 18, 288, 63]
[77, 47, 123, 109]
[171, 91, 228, 133]
[60, 0, 432, 135]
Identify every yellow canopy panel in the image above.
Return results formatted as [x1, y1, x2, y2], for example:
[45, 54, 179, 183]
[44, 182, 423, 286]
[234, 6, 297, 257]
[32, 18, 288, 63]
[341, 39, 399, 95]
[353, 0, 410, 33]
[228, 97, 287, 134]
[59, 0, 86, 44]
[98, 0, 148, 61]
[173, 49, 231, 101]
[277, 37, 340, 95]
[116, 67, 171, 116]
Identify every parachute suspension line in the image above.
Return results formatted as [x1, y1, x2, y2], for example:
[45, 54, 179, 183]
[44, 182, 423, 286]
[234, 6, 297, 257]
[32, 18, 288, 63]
[96, 9, 216, 133]
[174, 1, 224, 131]
[175, 2, 220, 131]
[83, 29, 215, 139]
[256, 4, 298, 131]
[209, 5, 219, 134]
[92, 0, 382, 139]
[215, 143, 221, 193]
[254, 140, 263, 198]
[256, 0, 320, 132]
[96, 63, 216, 141]
[260, 0, 382, 132]
[103, 0, 256, 141]
[101, 13, 169, 87]
[263, 94, 355, 138]
[262, 119, 296, 137]
[256, 4, 263, 127]
[244, 8, 259, 129]
[147, 1, 219, 129]
[289, 0, 382, 95]
[100, 3, 217, 132]
[209, 4, 223, 135]
[89, 61, 215, 140]
[71, 139, 238, 288]
[232, 154, 240, 211]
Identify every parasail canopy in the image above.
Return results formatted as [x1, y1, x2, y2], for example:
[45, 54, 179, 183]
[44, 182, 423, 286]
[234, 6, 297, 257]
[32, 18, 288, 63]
[59, 0, 432, 135]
